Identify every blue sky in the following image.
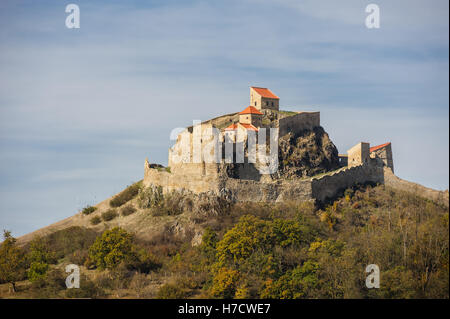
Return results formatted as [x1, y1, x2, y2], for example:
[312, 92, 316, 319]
[0, 0, 448, 237]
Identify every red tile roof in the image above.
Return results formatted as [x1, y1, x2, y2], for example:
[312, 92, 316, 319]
[370, 142, 391, 152]
[224, 123, 238, 131]
[224, 123, 259, 132]
[239, 105, 263, 115]
[251, 87, 279, 99]
[239, 123, 259, 131]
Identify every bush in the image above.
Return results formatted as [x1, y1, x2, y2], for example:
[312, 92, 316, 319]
[102, 209, 118, 221]
[137, 186, 164, 209]
[88, 227, 134, 270]
[125, 248, 162, 273]
[157, 283, 189, 299]
[90, 216, 101, 225]
[69, 249, 89, 265]
[65, 274, 104, 299]
[121, 205, 137, 217]
[110, 181, 142, 207]
[210, 267, 240, 298]
[82, 206, 97, 215]
[30, 268, 66, 298]
[138, 186, 188, 216]
[27, 262, 49, 282]
[28, 227, 98, 261]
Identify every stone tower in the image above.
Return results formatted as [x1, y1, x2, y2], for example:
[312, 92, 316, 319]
[239, 106, 263, 127]
[347, 142, 370, 167]
[250, 87, 279, 111]
[370, 142, 394, 173]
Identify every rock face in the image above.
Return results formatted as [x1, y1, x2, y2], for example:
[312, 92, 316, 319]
[278, 126, 340, 178]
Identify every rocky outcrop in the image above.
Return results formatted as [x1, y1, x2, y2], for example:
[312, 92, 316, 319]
[277, 126, 340, 178]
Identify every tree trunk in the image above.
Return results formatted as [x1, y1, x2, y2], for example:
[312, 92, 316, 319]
[10, 282, 16, 294]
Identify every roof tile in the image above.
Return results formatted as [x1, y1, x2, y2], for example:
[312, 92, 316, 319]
[251, 87, 279, 99]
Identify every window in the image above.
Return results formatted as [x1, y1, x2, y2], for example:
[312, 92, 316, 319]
[271, 101, 274, 107]
[255, 101, 257, 106]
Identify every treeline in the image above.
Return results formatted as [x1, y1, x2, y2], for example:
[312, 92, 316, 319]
[0, 184, 448, 298]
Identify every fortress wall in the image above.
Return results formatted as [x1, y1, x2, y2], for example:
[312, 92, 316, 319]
[383, 167, 449, 207]
[169, 122, 224, 176]
[144, 161, 313, 202]
[278, 112, 320, 137]
[144, 166, 221, 194]
[205, 112, 239, 128]
[223, 178, 313, 202]
[311, 161, 384, 203]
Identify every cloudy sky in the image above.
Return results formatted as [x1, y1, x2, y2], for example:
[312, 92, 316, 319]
[0, 0, 448, 237]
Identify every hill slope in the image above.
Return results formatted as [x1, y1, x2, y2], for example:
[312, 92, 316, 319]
[2, 181, 448, 299]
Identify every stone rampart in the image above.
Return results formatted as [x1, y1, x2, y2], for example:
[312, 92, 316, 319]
[278, 112, 320, 137]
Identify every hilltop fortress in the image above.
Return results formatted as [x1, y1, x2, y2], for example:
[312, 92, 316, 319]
[143, 87, 409, 203]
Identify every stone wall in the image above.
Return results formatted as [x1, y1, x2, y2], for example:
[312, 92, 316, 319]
[311, 160, 384, 202]
[278, 112, 320, 137]
[144, 162, 222, 194]
[223, 178, 312, 202]
[347, 142, 370, 167]
[145, 158, 389, 204]
[383, 167, 448, 207]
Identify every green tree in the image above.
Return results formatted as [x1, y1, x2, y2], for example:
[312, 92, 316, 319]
[88, 227, 134, 270]
[0, 230, 27, 293]
[27, 237, 56, 282]
[260, 261, 319, 299]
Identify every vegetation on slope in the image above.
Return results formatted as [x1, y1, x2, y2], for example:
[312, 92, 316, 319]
[109, 181, 143, 208]
[0, 184, 448, 299]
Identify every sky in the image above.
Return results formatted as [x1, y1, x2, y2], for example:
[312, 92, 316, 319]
[0, 0, 448, 237]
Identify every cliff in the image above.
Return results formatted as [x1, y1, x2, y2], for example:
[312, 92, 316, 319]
[278, 126, 340, 178]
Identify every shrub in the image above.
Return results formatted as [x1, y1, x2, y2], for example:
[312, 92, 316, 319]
[125, 248, 162, 273]
[110, 181, 142, 207]
[90, 216, 101, 225]
[137, 186, 164, 209]
[27, 262, 49, 282]
[82, 206, 97, 215]
[210, 267, 240, 298]
[153, 191, 185, 216]
[65, 274, 104, 299]
[88, 227, 134, 270]
[30, 227, 98, 261]
[69, 249, 89, 265]
[157, 283, 189, 299]
[121, 205, 137, 217]
[102, 209, 118, 221]
[30, 268, 66, 298]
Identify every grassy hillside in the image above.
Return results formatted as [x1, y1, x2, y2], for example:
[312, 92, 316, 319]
[1, 183, 448, 299]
